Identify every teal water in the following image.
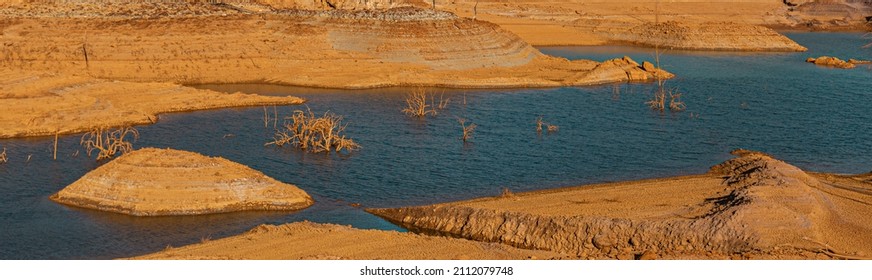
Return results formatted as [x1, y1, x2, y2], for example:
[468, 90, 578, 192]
[0, 32, 869, 259]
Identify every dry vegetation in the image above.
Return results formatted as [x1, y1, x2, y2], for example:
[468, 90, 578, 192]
[536, 117, 559, 134]
[262, 105, 278, 129]
[0, 147, 7, 164]
[402, 88, 449, 118]
[80, 127, 140, 161]
[646, 0, 686, 113]
[647, 86, 686, 112]
[267, 108, 360, 154]
[457, 118, 477, 142]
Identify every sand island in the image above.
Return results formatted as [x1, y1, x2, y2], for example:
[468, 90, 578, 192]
[50, 148, 314, 216]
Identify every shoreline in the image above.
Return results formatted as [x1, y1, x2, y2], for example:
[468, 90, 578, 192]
[127, 150, 872, 260]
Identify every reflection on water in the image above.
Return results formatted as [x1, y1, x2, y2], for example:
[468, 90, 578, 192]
[0, 32, 870, 259]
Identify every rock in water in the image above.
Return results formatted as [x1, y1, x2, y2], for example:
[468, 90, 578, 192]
[50, 148, 313, 216]
[807, 56, 856, 69]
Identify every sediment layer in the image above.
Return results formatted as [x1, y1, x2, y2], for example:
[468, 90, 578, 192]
[436, 0, 869, 47]
[369, 150, 872, 259]
[50, 148, 314, 216]
[0, 70, 304, 138]
[131, 221, 564, 259]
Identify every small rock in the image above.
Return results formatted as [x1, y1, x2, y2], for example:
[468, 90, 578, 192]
[642, 61, 656, 72]
[622, 56, 639, 66]
[592, 234, 613, 249]
[617, 253, 634, 260]
[638, 251, 658, 260]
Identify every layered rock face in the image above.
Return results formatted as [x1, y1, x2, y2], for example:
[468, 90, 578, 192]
[0, 4, 667, 88]
[51, 148, 314, 216]
[370, 150, 872, 259]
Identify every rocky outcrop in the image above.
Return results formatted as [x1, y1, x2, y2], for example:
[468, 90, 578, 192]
[608, 21, 808, 52]
[50, 148, 314, 216]
[370, 150, 872, 259]
[806, 56, 858, 68]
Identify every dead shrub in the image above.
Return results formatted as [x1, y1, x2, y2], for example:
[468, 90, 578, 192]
[458, 118, 477, 142]
[0, 147, 7, 164]
[402, 88, 448, 118]
[80, 126, 140, 160]
[267, 108, 360, 154]
[536, 116, 559, 134]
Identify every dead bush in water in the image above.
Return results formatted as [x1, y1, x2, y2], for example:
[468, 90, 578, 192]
[402, 88, 449, 118]
[266, 108, 360, 154]
[80, 126, 139, 160]
[458, 118, 477, 142]
[0, 147, 7, 164]
[647, 86, 686, 112]
[645, 0, 687, 113]
[536, 116, 559, 134]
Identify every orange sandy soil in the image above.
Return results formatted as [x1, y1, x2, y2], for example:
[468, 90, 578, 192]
[370, 150, 872, 260]
[437, 0, 869, 49]
[0, 2, 668, 89]
[51, 148, 314, 216]
[0, 69, 304, 138]
[130, 221, 565, 260]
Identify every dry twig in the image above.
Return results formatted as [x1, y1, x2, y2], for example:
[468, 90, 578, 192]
[0, 147, 7, 164]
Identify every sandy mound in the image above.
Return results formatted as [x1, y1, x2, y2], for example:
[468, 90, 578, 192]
[0, 70, 304, 138]
[50, 148, 314, 216]
[131, 221, 564, 259]
[608, 21, 808, 52]
[0, 5, 668, 88]
[370, 150, 872, 259]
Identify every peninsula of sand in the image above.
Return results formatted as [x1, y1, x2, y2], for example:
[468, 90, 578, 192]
[0, 70, 305, 138]
[50, 148, 314, 216]
[370, 150, 872, 259]
[133, 150, 872, 259]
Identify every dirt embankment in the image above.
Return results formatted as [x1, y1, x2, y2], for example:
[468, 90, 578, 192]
[51, 148, 314, 216]
[131, 221, 564, 259]
[369, 150, 872, 259]
[0, 70, 304, 139]
[0, 4, 668, 89]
